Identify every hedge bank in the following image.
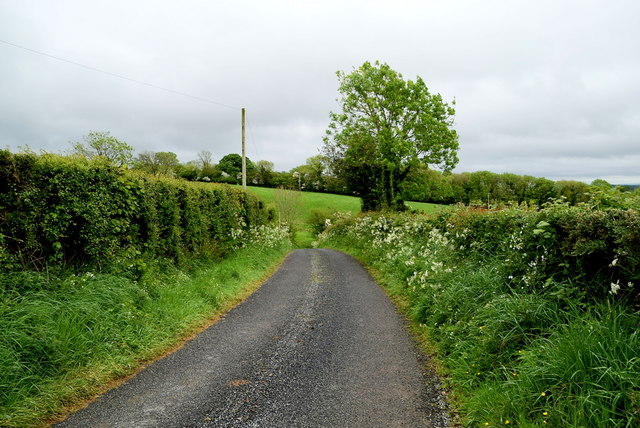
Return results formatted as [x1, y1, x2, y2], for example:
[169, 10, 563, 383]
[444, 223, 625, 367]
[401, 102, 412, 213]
[0, 150, 273, 277]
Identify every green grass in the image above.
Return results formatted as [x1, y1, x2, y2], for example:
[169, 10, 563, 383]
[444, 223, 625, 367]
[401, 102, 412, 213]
[406, 200, 450, 213]
[244, 186, 447, 246]
[246, 186, 447, 217]
[245, 186, 361, 218]
[0, 242, 291, 427]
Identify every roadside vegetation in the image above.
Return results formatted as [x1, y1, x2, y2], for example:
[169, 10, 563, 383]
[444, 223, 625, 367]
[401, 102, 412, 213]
[0, 150, 291, 427]
[315, 191, 640, 427]
[0, 243, 289, 427]
[314, 61, 639, 426]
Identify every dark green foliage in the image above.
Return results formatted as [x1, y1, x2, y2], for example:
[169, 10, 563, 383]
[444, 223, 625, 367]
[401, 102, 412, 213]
[0, 151, 271, 276]
[217, 153, 256, 184]
[401, 169, 591, 206]
[308, 208, 332, 235]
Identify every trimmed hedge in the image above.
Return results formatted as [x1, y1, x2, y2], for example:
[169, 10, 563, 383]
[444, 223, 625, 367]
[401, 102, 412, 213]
[0, 151, 273, 274]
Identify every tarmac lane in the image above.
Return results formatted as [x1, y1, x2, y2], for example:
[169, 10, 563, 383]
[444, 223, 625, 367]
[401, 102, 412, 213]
[55, 248, 449, 428]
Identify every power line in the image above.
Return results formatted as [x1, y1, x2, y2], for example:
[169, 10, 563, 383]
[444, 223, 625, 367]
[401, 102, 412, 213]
[246, 117, 265, 162]
[0, 38, 241, 110]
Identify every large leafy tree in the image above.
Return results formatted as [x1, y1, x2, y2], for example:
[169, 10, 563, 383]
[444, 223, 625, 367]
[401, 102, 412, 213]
[254, 160, 275, 186]
[323, 61, 459, 211]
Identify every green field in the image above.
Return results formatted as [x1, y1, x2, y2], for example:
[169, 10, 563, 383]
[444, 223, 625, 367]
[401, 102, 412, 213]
[245, 186, 445, 216]
[245, 186, 356, 215]
[243, 186, 446, 246]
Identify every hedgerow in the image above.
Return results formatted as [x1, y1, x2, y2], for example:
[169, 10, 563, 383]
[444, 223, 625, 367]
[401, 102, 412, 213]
[316, 201, 640, 426]
[0, 150, 290, 426]
[0, 150, 274, 278]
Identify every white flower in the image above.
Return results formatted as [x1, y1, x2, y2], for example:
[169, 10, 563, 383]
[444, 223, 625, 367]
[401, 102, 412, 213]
[610, 280, 621, 295]
[609, 258, 618, 267]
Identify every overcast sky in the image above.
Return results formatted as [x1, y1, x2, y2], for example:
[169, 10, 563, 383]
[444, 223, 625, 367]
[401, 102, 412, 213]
[1, 0, 639, 183]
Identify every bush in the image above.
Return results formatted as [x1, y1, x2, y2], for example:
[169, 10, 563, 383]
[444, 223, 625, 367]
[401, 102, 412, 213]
[0, 151, 272, 277]
[308, 208, 332, 235]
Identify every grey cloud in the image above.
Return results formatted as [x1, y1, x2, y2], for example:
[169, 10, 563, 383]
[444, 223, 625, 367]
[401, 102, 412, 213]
[1, 0, 638, 182]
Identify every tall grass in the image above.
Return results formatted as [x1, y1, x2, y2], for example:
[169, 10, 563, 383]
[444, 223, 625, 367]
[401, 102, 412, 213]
[0, 241, 291, 427]
[466, 300, 640, 427]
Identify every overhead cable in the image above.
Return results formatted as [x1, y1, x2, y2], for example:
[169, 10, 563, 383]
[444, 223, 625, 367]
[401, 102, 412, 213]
[0, 38, 241, 110]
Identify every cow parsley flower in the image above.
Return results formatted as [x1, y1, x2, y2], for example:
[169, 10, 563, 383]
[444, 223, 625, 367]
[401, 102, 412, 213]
[610, 280, 621, 295]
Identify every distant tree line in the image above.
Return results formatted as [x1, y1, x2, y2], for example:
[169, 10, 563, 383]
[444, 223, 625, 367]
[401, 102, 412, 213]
[401, 166, 594, 206]
[69, 131, 637, 207]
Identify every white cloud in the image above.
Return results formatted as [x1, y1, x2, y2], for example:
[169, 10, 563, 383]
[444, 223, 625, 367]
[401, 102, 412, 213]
[1, 0, 638, 183]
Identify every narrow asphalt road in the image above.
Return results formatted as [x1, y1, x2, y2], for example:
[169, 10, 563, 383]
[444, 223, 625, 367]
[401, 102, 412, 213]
[56, 249, 449, 427]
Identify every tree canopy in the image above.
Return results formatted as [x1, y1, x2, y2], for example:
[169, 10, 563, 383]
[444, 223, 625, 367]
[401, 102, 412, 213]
[254, 160, 275, 186]
[218, 153, 255, 181]
[71, 131, 134, 167]
[135, 151, 180, 176]
[323, 61, 459, 211]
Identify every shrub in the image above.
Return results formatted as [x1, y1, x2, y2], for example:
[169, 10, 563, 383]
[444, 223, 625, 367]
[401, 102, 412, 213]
[0, 151, 272, 277]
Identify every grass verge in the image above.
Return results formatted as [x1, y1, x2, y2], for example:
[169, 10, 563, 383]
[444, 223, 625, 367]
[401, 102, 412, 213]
[0, 241, 291, 427]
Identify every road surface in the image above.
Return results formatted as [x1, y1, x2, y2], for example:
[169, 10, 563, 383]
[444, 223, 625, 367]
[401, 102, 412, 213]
[56, 248, 449, 427]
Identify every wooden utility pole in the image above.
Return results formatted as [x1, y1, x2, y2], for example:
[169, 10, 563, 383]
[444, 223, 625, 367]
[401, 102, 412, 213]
[241, 107, 246, 190]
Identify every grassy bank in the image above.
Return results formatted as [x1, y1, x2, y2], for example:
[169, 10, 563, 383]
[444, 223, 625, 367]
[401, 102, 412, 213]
[316, 208, 640, 427]
[0, 239, 291, 427]
[244, 186, 445, 246]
